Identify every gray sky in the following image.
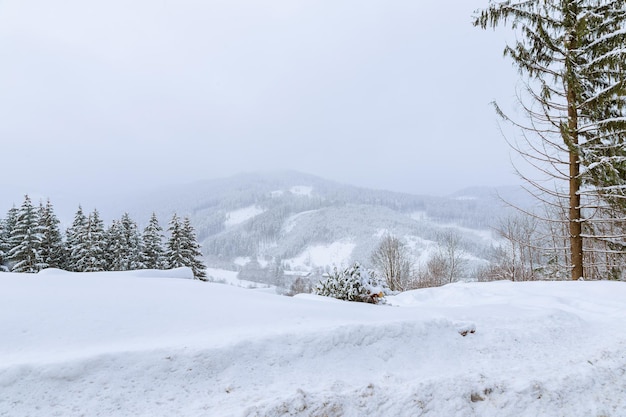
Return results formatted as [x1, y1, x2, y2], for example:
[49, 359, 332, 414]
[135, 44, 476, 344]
[0, 0, 521, 205]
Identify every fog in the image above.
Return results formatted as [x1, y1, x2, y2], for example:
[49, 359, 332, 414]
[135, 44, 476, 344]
[0, 0, 522, 211]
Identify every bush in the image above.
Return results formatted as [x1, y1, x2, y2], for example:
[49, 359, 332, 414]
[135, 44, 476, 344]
[314, 262, 388, 304]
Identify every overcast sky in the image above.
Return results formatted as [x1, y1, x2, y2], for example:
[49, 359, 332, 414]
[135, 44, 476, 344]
[0, 0, 522, 207]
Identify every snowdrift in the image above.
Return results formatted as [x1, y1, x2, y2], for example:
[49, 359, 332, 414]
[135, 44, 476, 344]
[1, 270, 625, 416]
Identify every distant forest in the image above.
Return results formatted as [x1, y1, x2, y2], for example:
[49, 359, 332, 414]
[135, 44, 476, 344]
[0, 195, 206, 279]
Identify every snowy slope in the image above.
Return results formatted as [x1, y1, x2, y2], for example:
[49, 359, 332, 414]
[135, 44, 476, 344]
[1, 270, 625, 416]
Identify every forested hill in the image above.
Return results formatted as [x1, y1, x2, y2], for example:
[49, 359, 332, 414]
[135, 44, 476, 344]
[117, 171, 529, 271]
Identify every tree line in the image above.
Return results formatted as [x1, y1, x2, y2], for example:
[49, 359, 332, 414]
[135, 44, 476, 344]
[0, 195, 206, 279]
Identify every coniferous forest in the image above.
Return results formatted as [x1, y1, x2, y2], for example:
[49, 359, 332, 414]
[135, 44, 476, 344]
[0, 195, 206, 279]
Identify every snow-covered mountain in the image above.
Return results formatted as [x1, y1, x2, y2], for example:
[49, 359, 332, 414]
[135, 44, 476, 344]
[1, 171, 531, 276]
[117, 171, 531, 274]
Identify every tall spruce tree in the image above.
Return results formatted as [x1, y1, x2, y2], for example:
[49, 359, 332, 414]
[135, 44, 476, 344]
[105, 220, 124, 271]
[76, 209, 107, 272]
[166, 213, 184, 269]
[1, 206, 18, 268]
[107, 213, 144, 271]
[66, 206, 87, 272]
[9, 195, 44, 273]
[181, 217, 207, 279]
[38, 199, 66, 270]
[141, 212, 165, 269]
[165, 213, 207, 279]
[0, 218, 5, 268]
[474, 0, 626, 280]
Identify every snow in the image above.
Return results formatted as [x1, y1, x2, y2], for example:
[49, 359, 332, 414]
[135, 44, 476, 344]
[204, 267, 272, 289]
[286, 240, 356, 270]
[282, 209, 319, 234]
[224, 205, 265, 227]
[410, 210, 428, 221]
[2, 271, 626, 416]
[289, 185, 313, 197]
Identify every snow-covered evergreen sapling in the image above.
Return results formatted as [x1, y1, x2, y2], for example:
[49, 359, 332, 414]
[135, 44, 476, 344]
[314, 262, 388, 303]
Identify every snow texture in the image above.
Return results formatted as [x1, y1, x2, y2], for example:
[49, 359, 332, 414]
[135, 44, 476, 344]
[286, 240, 356, 269]
[224, 205, 265, 227]
[1, 271, 626, 417]
[289, 185, 313, 197]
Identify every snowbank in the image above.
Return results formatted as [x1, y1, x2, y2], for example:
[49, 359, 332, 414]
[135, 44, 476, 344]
[36, 267, 195, 280]
[1, 272, 625, 416]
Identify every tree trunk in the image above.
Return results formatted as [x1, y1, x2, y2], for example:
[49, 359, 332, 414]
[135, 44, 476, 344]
[567, 24, 583, 280]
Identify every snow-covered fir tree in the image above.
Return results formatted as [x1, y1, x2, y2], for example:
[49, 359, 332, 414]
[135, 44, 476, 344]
[0, 206, 18, 268]
[0, 219, 4, 268]
[141, 212, 165, 269]
[181, 217, 206, 279]
[76, 209, 107, 272]
[165, 213, 183, 268]
[38, 199, 66, 270]
[166, 213, 206, 279]
[66, 206, 87, 272]
[8, 195, 44, 273]
[104, 220, 123, 271]
[106, 213, 144, 271]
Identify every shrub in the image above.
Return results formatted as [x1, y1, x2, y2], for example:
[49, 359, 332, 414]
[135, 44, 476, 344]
[314, 262, 388, 304]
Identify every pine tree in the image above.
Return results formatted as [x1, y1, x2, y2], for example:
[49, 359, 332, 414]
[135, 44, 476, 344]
[166, 213, 184, 269]
[165, 214, 207, 279]
[141, 212, 165, 269]
[76, 209, 107, 272]
[38, 199, 66, 270]
[474, 0, 626, 280]
[107, 213, 144, 271]
[8, 195, 44, 273]
[105, 220, 123, 271]
[0, 206, 18, 268]
[181, 217, 207, 279]
[66, 206, 87, 272]
[0, 218, 5, 268]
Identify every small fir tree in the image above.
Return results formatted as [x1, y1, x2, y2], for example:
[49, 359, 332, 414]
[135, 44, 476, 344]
[76, 209, 107, 272]
[8, 195, 44, 273]
[38, 199, 66, 269]
[181, 217, 207, 280]
[105, 220, 124, 271]
[166, 213, 184, 268]
[166, 214, 207, 279]
[141, 212, 166, 269]
[107, 213, 144, 271]
[66, 206, 87, 271]
[0, 206, 18, 268]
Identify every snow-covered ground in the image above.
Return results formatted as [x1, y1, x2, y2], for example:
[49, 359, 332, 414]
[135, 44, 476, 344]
[289, 185, 313, 197]
[224, 205, 265, 227]
[205, 267, 274, 290]
[286, 240, 356, 270]
[1, 270, 626, 417]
